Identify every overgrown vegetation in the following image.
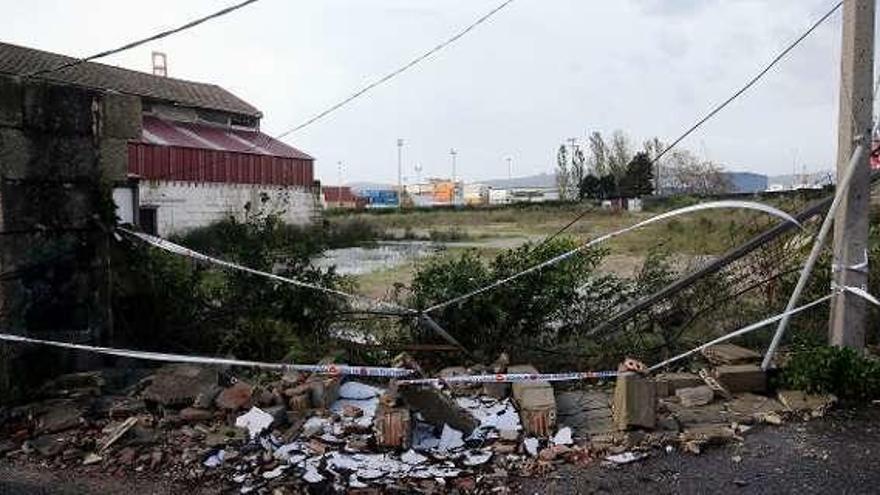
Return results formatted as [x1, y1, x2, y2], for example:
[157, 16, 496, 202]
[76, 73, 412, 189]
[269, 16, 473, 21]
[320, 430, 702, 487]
[782, 346, 880, 401]
[112, 208, 353, 363]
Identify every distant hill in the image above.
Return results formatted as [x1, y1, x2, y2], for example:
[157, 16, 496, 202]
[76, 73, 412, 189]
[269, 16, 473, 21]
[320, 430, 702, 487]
[723, 172, 768, 193]
[767, 170, 834, 188]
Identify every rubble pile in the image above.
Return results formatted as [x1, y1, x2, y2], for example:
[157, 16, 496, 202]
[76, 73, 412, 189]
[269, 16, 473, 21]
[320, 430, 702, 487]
[0, 344, 841, 493]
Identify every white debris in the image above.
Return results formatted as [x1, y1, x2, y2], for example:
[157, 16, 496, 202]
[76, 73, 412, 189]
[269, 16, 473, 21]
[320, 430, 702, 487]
[262, 465, 288, 479]
[401, 449, 428, 465]
[462, 449, 493, 466]
[552, 427, 573, 446]
[203, 450, 225, 468]
[274, 442, 307, 461]
[302, 416, 329, 437]
[438, 425, 465, 452]
[304, 466, 324, 483]
[240, 485, 255, 494]
[339, 381, 382, 400]
[523, 437, 539, 457]
[358, 468, 385, 480]
[232, 473, 248, 484]
[234, 407, 275, 439]
[412, 422, 440, 451]
[605, 451, 648, 464]
[457, 397, 522, 432]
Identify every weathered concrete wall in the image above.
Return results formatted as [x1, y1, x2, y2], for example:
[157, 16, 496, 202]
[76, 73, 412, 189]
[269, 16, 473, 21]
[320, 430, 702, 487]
[0, 74, 140, 402]
[139, 181, 319, 236]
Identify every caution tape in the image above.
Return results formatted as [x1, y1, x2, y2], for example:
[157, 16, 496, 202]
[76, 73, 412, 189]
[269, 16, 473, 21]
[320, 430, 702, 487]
[0, 332, 414, 378]
[648, 294, 834, 372]
[397, 370, 618, 386]
[118, 228, 416, 316]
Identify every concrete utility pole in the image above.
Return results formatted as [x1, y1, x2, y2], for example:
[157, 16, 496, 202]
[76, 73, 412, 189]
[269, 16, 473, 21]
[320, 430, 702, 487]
[397, 139, 404, 209]
[830, 0, 875, 349]
[506, 156, 513, 182]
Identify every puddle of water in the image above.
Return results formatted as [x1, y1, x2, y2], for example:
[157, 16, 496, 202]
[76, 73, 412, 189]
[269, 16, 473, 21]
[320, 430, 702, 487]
[312, 242, 439, 275]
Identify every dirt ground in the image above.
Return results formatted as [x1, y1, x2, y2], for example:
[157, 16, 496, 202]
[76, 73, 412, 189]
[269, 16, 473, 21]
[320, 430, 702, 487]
[3, 408, 880, 494]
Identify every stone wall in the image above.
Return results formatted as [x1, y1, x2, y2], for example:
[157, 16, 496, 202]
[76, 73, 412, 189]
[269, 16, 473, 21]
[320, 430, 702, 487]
[139, 180, 319, 236]
[0, 74, 140, 401]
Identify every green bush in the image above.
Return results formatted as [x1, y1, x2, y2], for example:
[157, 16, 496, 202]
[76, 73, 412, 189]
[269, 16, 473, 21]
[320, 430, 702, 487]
[782, 346, 880, 401]
[113, 210, 353, 363]
[408, 238, 605, 359]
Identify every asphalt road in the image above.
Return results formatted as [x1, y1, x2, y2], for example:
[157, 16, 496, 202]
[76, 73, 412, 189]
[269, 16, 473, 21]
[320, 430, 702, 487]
[518, 407, 880, 495]
[3, 408, 880, 494]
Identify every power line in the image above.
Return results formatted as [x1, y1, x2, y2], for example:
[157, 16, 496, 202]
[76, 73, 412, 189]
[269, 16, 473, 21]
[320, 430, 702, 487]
[540, 1, 843, 246]
[273, 0, 517, 139]
[24, 0, 261, 78]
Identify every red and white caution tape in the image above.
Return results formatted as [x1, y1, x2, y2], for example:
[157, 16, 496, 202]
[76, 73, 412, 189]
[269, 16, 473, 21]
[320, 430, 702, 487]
[397, 370, 618, 386]
[0, 332, 414, 378]
[119, 228, 416, 316]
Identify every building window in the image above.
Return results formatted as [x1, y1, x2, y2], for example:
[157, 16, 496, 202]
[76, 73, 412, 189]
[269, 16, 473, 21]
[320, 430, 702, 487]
[138, 207, 158, 236]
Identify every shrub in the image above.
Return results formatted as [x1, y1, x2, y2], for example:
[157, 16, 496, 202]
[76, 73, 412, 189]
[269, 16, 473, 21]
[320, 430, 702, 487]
[113, 210, 353, 362]
[408, 238, 605, 359]
[782, 346, 880, 401]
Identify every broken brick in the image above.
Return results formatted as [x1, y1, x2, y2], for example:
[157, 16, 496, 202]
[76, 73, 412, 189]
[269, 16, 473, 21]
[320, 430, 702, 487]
[373, 404, 411, 449]
[215, 382, 254, 411]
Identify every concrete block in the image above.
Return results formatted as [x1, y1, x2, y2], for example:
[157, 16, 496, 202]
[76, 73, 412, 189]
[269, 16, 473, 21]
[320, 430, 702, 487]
[509, 364, 557, 437]
[714, 364, 766, 393]
[675, 386, 715, 407]
[399, 385, 478, 434]
[612, 373, 656, 430]
[654, 372, 704, 398]
[23, 82, 96, 136]
[373, 404, 411, 449]
[306, 376, 340, 410]
[98, 138, 129, 182]
[702, 343, 761, 365]
[101, 93, 141, 139]
[0, 75, 22, 128]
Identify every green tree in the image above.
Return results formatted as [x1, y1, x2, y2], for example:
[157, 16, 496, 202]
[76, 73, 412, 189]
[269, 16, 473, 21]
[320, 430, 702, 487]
[620, 152, 655, 197]
[555, 144, 571, 200]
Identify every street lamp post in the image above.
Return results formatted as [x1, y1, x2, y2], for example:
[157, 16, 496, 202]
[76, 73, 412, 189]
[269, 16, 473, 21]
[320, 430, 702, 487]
[450, 148, 458, 206]
[397, 139, 404, 210]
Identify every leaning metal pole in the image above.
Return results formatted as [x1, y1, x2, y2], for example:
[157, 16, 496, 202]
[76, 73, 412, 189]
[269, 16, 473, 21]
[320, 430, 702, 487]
[761, 138, 869, 370]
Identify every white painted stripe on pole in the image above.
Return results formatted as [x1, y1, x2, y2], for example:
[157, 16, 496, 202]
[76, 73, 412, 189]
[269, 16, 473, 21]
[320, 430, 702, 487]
[397, 370, 618, 385]
[0, 332, 414, 377]
[119, 228, 416, 315]
[648, 294, 833, 372]
[425, 201, 800, 313]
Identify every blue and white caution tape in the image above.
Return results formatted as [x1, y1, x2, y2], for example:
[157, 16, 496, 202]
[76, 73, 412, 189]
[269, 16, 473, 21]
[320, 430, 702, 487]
[648, 294, 833, 372]
[118, 228, 417, 316]
[397, 370, 618, 386]
[0, 332, 414, 378]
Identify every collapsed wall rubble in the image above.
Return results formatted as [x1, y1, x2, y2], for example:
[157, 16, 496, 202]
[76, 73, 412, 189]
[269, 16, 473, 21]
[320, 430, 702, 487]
[0, 344, 840, 493]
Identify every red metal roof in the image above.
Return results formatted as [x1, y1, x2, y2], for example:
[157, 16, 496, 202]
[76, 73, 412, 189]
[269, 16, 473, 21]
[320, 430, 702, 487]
[139, 115, 313, 160]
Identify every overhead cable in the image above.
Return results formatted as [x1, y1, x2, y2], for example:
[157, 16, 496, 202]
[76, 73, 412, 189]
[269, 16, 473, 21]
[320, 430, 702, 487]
[273, 0, 517, 138]
[24, 0, 261, 78]
[540, 1, 843, 246]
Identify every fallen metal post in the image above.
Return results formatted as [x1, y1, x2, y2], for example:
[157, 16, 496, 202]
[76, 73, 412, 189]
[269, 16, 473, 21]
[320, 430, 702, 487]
[761, 139, 868, 370]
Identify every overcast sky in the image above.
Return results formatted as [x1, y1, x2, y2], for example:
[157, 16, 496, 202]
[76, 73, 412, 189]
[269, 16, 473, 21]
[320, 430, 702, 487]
[0, 0, 862, 184]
